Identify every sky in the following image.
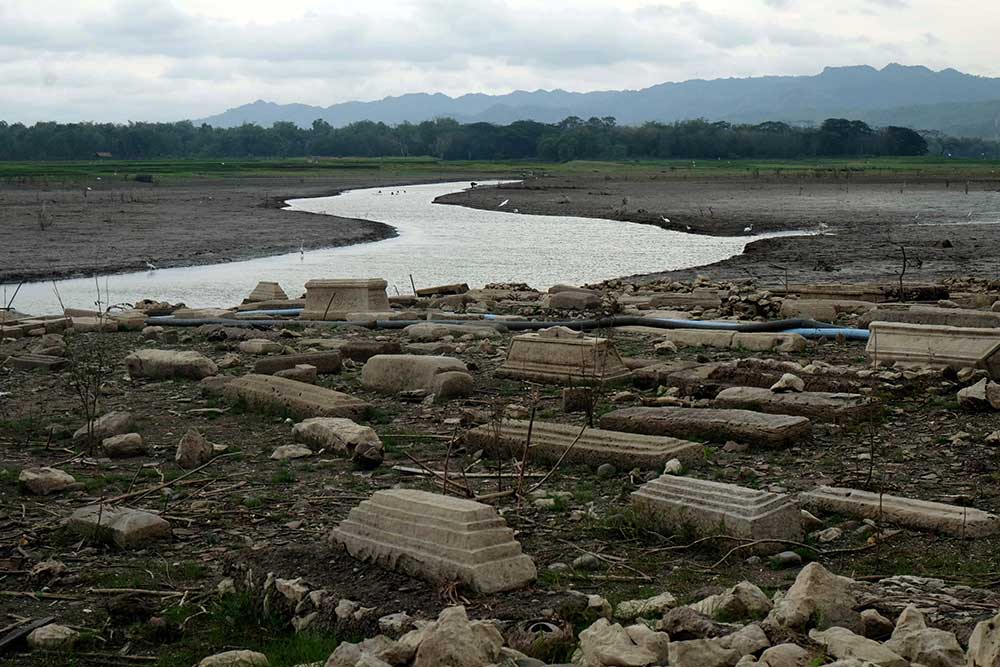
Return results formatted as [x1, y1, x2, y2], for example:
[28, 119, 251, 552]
[1, 0, 998, 124]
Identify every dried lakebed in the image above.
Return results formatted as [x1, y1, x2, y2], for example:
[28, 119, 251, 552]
[11, 181, 803, 314]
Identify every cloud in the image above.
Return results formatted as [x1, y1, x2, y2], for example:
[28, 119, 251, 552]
[0, 0, 994, 124]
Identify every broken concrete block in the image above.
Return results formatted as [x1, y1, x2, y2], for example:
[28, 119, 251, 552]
[223, 374, 369, 420]
[8, 353, 67, 371]
[464, 419, 702, 470]
[292, 417, 384, 465]
[497, 327, 631, 386]
[860, 305, 1000, 329]
[361, 355, 473, 401]
[245, 281, 288, 303]
[732, 332, 808, 353]
[866, 322, 1000, 377]
[631, 476, 802, 553]
[415, 282, 469, 297]
[659, 329, 735, 349]
[125, 349, 219, 380]
[301, 278, 390, 320]
[403, 322, 501, 341]
[238, 339, 283, 355]
[713, 387, 878, 422]
[254, 351, 342, 375]
[68, 504, 171, 548]
[273, 364, 317, 384]
[330, 489, 536, 593]
[799, 486, 1000, 537]
[547, 289, 601, 310]
[600, 406, 811, 448]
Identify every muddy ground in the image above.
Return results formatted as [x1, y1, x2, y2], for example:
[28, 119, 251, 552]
[0, 172, 493, 284]
[3, 304, 1000, 664]
[4, 169, 1000, 290]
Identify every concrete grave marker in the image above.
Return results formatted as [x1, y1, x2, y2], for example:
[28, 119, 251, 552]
[223, 374, 369, 419]
[600, 406, 811, 448]
[497, 326, 631, 386]
[464, 419, 703, 470]
[632, 476, 801, 552]
[330, 489, 536, 593]
[301, 279, 391, 320]
[867, 322, 1000, 377]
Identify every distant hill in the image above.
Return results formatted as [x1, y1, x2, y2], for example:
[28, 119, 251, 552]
[195, 64, 1000, 139]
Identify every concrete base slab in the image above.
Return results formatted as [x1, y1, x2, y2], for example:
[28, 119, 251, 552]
[800, 486, 1000, 537]
[600, 406, 811, 448]
[464, 419, 703, 470]
[330, 489, 536, 593]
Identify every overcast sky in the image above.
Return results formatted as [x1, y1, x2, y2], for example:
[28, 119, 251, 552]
[2, 0, 997, 124]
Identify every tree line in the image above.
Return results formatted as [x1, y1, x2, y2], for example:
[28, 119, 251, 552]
[2, 114, 990, 161]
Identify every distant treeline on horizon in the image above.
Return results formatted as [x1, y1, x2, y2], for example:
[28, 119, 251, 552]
[0, 115, 996, 161]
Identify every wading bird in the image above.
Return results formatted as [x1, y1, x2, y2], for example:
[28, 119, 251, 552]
[743, 224, 753, 233]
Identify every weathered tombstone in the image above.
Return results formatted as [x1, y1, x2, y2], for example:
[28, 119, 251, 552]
[713, 387, 878, 423]
[415, 283, 469, 297]
[245, 281, 288, 303]
[800, 486, 1000, 537]
[8, 354, 67, 371]
[860, 305, 1000, 329]
[866, 322, 1000, 377]
[496, 326, 631, 386]
[301, 279, 391, 320]
[330, 489, 536, 593]
[464, 419, 702, 470]
[254, 351, 343, 375]
[600, 406, 811, 448]
[632, 475, 801, 552]
[222, 374, 369, 419]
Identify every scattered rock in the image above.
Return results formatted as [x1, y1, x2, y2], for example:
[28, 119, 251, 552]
[412, 606, 503, 667]
[292, 417, 384, 466]
[18, 467, 76, 495]
[68, 504, 171, 548]
[270, 444, 313, 461]
[239, 339, 283, 355]
[176, 429, 214, 469]
[102, 433, 147, 458]
[770, 373, 805, 393]
[125, 349, 219, 380]
[197, 650, 269, 667]
[73, 411, 133, 443]
[27, 623, 80, 650]
[767, 562, 861, 633]
[808, 626, 906, 667]
[884, 604, 964, 667]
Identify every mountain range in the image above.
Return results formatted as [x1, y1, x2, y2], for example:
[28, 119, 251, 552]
[195, 64, 1000, 139]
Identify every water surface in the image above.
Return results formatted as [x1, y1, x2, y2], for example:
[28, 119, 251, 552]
[9, 181, 799, 314]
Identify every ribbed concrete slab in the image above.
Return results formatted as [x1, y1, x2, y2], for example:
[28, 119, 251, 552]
[867, 322, 1000, 377]
[800, 486, 1000, 537]
[600, 406, 811, 448]
[254, 351, 343, 376]
[497, 326, 631, 386]
[464, 418, 702, 470]
[632, 476, 801, 551]
[330, 489, 536, 593]
[713, 387, 878, 423]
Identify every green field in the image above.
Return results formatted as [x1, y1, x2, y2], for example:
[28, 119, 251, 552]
[2, 155, 1000, 182]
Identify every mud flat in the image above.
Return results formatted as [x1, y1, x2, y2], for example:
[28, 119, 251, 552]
[441, 173, 1000, 286]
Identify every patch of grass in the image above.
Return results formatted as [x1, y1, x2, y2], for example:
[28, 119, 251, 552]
[366, 406, 399, 425]
[573, 480, 595, 504]
[270, 465, 297, 485]
[91, 559, 208, 589]
[152, 592, 343, 667]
